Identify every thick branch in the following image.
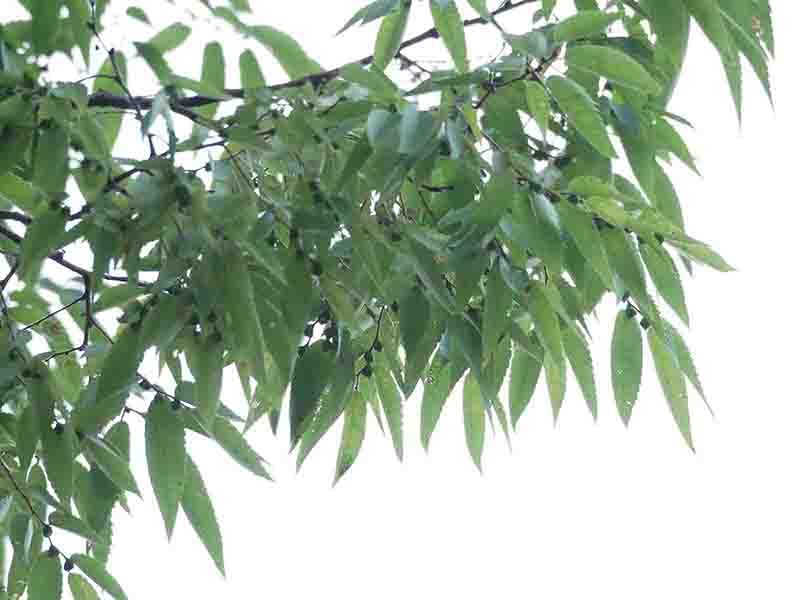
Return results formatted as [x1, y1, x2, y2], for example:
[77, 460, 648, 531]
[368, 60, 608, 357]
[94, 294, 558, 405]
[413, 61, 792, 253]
[86, 0, 537, 111]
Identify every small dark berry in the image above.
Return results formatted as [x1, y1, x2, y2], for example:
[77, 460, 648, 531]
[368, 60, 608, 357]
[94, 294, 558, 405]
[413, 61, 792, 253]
[75, 430, 85, 441]
[289, 228, 299, 241]
[64, 559, 75, 572]
[655, 234, 665, 244]
[390, 301, 399, 313]
[53, 423, 64, 435]
[640, 318, 651, 331]
[140, 379, 152, 390]
[21, 368, 32, 378]
[390, 231, 402, 243]
[295, 248, 305, 259]
[364, 352, 373, 364]
[43, 525, 53, 538]
[311, 261, 323, 276]
[621, 292, 631, 303]
[298, 345, 307, 357]
[373, 341, 383, 352]
[361, 364, 373, 378]
[625, 305, 637, 320]
[170, 398, 181, 411]
[211, 331, 223, 344]
[304, 324, 315, 337]
[47, 545, 59, 558]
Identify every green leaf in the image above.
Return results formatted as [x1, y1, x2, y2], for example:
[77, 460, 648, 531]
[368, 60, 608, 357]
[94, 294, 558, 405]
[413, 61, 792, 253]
[551, 10, 619, 43]
[653, 118, 700, 174]
[19, 205, 68, 285]
[71, 554, 128, 600]
[48, 512, 98, 540]
[611, 309, 643, 425]
[249, 25, 323, 80]
[661, 320, 710, 410]
[92, 53, 127, 150]
[126, 7, 151, 25]
[667, 238, 735, 272]
[41, 424, 74, 506]
[482, 260, 511, 362]
[374, 3, 411, 71]
[421, 353, 466, 450]
[181, 455, 225, 576]
[399, 286, 430, 364]
[466, 0, 492, 20]
[34, 125, 70, 197]
[297, 339, 356, 470]
[29, 553, 62, 600]
[524, 81, 550, 140]
[334, 385, 368, 485]
[69, 574, 101, 600]
[557, 201, 615, 289]
[76, 326, 142, 436]
[429, 0, 468, 73]
[85, 436, 140, 497]
[528, 281, 564, 362]
[562, 325, 597, 420]
[134, 42, 175, 85]
[566, 45, 662, 95]
[543, 351, 567, 421]
[192, 335, 225, 429]
[462, 371, 485, 472]
[648, 327, 693, 450]
[640, 242, 690, 326]
[205, 417, 272, 480]
[548, 75, 617, 159]
[146, 23, 191, 54]
[509, 341, 543, 428]
[145, 398, 186, 539]
[289, 343, 334, 448]
[375, 359, 404, 461]
[31, 0, 61, 54]
[239, 49, 266, 89]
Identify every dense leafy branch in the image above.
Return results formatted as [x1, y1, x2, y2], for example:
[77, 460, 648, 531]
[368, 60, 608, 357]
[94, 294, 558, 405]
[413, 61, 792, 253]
[0, 0, 775, 598]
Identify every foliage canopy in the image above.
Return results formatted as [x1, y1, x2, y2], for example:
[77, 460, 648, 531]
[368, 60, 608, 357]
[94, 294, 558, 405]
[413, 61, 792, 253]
[0, 0, 774, 597]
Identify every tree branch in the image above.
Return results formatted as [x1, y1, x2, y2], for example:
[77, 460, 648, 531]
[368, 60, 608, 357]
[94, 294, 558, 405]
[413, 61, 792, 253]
[86, 0, 538, 111]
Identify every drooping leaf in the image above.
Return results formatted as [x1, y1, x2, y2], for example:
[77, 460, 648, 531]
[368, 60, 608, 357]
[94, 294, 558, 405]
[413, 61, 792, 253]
[648, 327, 694, 450]
[181, 455, 225, 576]
[611, 309, 643, 425]
[29, 552, 62, 600]
[145, 397, 186, 538]
[429, 0, 468, 73]
[548, 75, 617, 159]
[71, 554, 128, 600]
[462, 371, 485, 472]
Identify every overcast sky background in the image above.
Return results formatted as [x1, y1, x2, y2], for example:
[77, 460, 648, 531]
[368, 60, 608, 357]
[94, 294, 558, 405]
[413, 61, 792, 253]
[7, 1, 800, 598]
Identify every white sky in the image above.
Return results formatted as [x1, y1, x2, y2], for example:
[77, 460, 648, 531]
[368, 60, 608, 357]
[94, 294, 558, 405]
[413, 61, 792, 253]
[7, 1, 800, 598]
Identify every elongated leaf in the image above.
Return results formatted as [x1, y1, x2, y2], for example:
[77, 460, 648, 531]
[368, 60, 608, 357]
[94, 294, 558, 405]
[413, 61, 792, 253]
[667, 238, 735, 272]
[548, 75, 617, 158]
[611, 309, 643, 425]
[648, 327, 693, 450]
[76, 326, 142, 436]
[374, 4, 411, 70]
[192, 335, 224, 428]
[69, 574, 101, 600]
[181, 456, 225, 576]
[551, 11, 619, 43]
[462, 371, 485, 472]
[429, 0, 468, 72]
[543, 351, 567, 421]
[528, 281, 564, 361]
[289, 343, 334, 448]
[239, 49, 266, 89]
[146, 23, 191, 53]
[562, 325, 597, 419]
[29, 552, 62, 600]
[41, 423, 74, 506]
[71, 554, 128, 600]
[509, 341, 543, 428]
[524, 81, 550, 140]
[86, 436, 140, 497]
[334, 386, 368, 485]
[566, 45, 662, 94]
[145, 398, 186, 538]
[375, 360, 404, 461]
[640, 242, 690, 326]
[249, 25, 323, 79]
